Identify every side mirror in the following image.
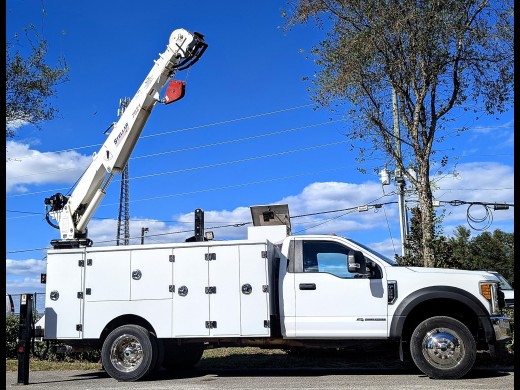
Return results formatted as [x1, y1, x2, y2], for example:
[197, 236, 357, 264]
[348, 250, 367, 275]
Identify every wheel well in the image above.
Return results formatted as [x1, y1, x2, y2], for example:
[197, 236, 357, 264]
[99, 315, 156, 344]
[400, 298, 480, 342]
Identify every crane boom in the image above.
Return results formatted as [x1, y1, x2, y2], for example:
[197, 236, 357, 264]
[44, 28, 207, 249]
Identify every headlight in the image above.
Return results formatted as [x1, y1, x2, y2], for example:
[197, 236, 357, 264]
[480, 281, 500, 315]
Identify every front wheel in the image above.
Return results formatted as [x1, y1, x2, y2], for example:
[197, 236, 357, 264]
[410, 316, 476, 379]
[101, 325, 158, 381]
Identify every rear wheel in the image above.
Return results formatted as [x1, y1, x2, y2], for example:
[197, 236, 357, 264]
[101, 325, 158, 381]
[410, 316, 476, 379]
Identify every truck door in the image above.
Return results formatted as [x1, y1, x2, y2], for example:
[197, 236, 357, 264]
[291, 239, 388, 338]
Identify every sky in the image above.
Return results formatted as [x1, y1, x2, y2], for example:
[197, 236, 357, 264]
[5, 0, 514, 304]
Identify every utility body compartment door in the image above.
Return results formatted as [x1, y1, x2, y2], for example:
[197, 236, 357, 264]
[172, 242, 270, 338]
[207, 245, 241, 336]
[44, 250, 85, 339]
[130, 248, 174, 300]
[239, 243, 270, 336]
[173, 246, 210, 337]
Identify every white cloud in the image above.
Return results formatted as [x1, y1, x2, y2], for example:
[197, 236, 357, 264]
[6, 119, 29, 132]
[6, 258, 47, 275]
[6, 259, 47, 295]
[6, 140, 92, 193]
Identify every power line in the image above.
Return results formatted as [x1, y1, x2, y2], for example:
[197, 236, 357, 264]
[6, 103, 317, 160]
[8, 119, 344, 180]
[7, 140, 348, 198]
[5, 198, 514, 255]
[438, 200, 514, 232]
[6, 165, 353, 219]
[129, 141, 348, 181]
[6, 196, 402, 254]
[132, 120, 345, 160]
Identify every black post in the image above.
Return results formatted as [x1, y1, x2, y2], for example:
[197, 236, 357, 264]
[17, 293, 33, 385]
[141, 227, 149, 245]
[194, 208, 204, 241]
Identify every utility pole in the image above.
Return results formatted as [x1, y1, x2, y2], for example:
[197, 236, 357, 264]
[392, 87, 408, 256]
[116, 97, 131, 246]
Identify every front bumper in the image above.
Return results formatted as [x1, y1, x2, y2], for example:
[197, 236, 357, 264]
[488, 315, 512, 357]
[491, 315, 512, 341]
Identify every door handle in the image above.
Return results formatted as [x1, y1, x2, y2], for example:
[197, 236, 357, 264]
[299, 283, 316, 290]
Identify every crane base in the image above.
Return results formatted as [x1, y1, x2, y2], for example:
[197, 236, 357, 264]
[50, 238, 93, 249]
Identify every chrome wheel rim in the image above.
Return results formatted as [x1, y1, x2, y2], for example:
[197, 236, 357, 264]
[422, 327, 465, 368]
[110, 334, 144, 373]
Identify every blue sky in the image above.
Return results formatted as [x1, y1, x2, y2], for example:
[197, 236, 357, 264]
[6, 0, 514, 297]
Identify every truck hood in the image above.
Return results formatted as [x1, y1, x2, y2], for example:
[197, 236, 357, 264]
[387, 266, 499, 283]
[403, 267, 497, 279]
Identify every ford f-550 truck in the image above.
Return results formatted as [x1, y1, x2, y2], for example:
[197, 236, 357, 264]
[40, 205, 511, 381]
[38, 28, 511, 382]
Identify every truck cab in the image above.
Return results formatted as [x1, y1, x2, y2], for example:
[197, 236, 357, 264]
[274, 230, 510, 380]
[279, 234, 391, 338]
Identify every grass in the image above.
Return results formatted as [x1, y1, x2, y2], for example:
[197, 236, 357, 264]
[5, 346, 398, 372]
[6, 346, 514, 372]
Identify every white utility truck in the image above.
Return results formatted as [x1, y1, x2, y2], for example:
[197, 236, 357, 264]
[39, 28, 511, 382]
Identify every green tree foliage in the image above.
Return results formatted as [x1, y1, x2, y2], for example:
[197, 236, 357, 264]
[5, 316, 100, 362]
[450, 226, 514, 283]
[283, 0, 514, 267]
[6, 25, 69, 138]
[396, 207, 456, 268]
[397, 212, 514, 286]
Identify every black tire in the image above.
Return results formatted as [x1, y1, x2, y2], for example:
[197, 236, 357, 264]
[101, 325, 158, 381]
[410, 316, 476, 379]
[163, 342, 205, 371]
[151, 337, 165, 373]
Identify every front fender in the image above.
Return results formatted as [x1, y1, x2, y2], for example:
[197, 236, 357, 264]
[389, 286, 495, 343]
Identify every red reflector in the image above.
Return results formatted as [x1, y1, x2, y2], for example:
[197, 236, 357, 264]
[18, 345, 24, 353]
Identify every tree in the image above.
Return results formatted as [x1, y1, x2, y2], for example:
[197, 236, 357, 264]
[6, 25, 69, 138]
[449, 225, 473, 269]
[461, 228, 514, 283]
[396, 206, 457, 268]
[283, 0, 514, 266]
[447, 226, 514, 282]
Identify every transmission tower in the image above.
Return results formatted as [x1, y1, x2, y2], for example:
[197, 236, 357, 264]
[116, 97, 131, 246]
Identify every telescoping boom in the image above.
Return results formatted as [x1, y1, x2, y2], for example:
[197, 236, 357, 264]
[44, 29, 207, 249]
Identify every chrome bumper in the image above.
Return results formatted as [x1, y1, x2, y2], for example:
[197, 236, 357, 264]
[490, 315, 511, 341]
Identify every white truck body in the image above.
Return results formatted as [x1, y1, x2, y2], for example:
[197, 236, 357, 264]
[41, 223, 511, 381]
[44, 236, 272, 340]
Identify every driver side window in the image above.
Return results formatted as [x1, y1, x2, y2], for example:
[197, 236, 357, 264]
[303, 240, 355, 278]
[302, 240, 381, 279]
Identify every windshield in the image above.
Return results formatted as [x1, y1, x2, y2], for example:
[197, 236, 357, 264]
[493, 273, 513, 290]
[348, 239, 397, 266]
